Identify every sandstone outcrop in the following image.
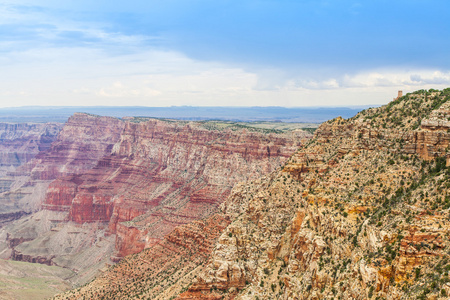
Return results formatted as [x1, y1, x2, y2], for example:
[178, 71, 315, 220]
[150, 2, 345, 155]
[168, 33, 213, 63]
[0, 122, 61, 172]
[176, 88, 450, 299]
[2, 114, 306, 285]
[54, 88, 450, 300]
[40, 117, 303, 258]
[20, 113, 124, 180]
[53, 214, 230, 300]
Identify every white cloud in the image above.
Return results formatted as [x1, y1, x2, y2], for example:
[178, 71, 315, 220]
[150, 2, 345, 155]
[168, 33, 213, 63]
[271, 69, 450, 91]
[1, 44, 450, 108]
[1, 2, 450, 108]
[409, 72, 450, 85]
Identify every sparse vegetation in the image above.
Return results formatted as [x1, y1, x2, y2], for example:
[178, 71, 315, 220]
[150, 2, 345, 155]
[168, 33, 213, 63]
[53, 88, 450, 300]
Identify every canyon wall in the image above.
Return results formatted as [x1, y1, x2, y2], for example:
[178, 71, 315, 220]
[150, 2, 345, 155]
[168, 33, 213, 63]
[60, 89, 450, 300]
[0, 122, 60, 173]
[3, 114, 307, 274]
[0, 122, 62, 224]
[20, 113, 125, 180]
[43, 117, 304, 258]
[175, 89, 450, 299]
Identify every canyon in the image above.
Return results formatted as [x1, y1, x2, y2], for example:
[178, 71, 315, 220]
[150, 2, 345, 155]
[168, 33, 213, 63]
[0, 113, 307, 290]
[2, 88, 450, 299]
[57, 88, 450, 299]
[0, 122, 62, 224]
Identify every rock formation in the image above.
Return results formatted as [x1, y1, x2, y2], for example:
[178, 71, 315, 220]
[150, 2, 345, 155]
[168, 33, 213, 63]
[176, 88, 450, 300]
[0, 113, 306, 285]
[0, 122, 62, 225]
[58, 88, 450, 299]
[21, 113, 125, 181]
[0, 122, 60, 173]
[53, 214, 230, 300]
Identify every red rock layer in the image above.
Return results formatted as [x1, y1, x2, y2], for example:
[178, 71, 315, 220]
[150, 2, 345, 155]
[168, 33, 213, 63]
[17, 113, 125, 180]
[0, 123, 61, 168]
[54, 213, 230, 300]
[42, 116, 302, 258]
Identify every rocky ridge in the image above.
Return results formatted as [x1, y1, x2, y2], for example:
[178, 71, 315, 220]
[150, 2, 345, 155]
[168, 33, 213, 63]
[178, 88, 450, 299]
[57, 88, 450, 299]
[0, 114, 306, 286]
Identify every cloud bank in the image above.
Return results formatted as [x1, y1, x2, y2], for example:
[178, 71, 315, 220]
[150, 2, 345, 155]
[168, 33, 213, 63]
[0, 1, 449, 107]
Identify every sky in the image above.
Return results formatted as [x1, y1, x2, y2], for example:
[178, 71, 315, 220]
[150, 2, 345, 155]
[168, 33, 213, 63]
[1, 0, 450, 108]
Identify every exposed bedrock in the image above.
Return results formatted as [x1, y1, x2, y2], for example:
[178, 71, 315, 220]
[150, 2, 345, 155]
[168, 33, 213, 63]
[0, 114, 306, 289]
[18, 113, 124, 180]
[0, 122, 62, 223]
[8, 114, 308, 266]
[0, 122, 61, 170]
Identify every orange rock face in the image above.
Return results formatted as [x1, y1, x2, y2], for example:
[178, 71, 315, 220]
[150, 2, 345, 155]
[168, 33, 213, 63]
[394, 228, 443, 282]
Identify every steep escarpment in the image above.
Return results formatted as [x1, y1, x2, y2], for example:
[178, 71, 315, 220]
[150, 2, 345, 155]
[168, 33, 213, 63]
[0, 113, 120, 221]
[43, 118, 304, 258]
[54, 88, 450, 300]
[20, 113, 125, 180]
[0, 113, 125, 264]
[54, 213, 231, 300]
[3, 114, 306, 282]
[0, 122, 61, 224]
[0, 122, 60, 173]
[171, 88, 450, 300]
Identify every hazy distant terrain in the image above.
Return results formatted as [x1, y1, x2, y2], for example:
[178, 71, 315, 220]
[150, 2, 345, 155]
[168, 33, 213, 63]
[0, 106, 368, 123]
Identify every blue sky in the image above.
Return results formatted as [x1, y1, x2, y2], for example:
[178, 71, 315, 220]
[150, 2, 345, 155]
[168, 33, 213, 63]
[1, 0, 450, 107]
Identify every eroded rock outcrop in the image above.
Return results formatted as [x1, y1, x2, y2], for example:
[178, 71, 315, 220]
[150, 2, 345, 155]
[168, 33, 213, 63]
[41, 117, 303, 258]
[0, 122, 62, 224]
[20, 113, 125, 180]
[53, 89, 450, 300]
[53, 214, 231, 300]
[3, 114, 307, 278]
[175, 89, 450, 299]
[0, 122, 60, 172]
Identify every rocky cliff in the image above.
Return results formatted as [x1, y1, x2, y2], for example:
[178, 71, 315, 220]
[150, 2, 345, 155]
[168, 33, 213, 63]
[0, 122, 61, 225]
[177, 88, 450, 300]
[2, 114, 306, 281]
[57, 88, 450, 300]
[54, 213, 231, 300]
[20, 113, 125, 180]
[0, 123, 60, 172]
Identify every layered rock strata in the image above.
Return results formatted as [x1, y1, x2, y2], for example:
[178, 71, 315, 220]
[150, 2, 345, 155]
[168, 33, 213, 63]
[5, 114, 306, 270]
[53, 89, 450, 300]
[19, 113, 125, 180]
[0, 122, 62, 224]
[53, 214, 230, 300]
[176, 89, 450, 299]
[0, 122, 61, 172]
